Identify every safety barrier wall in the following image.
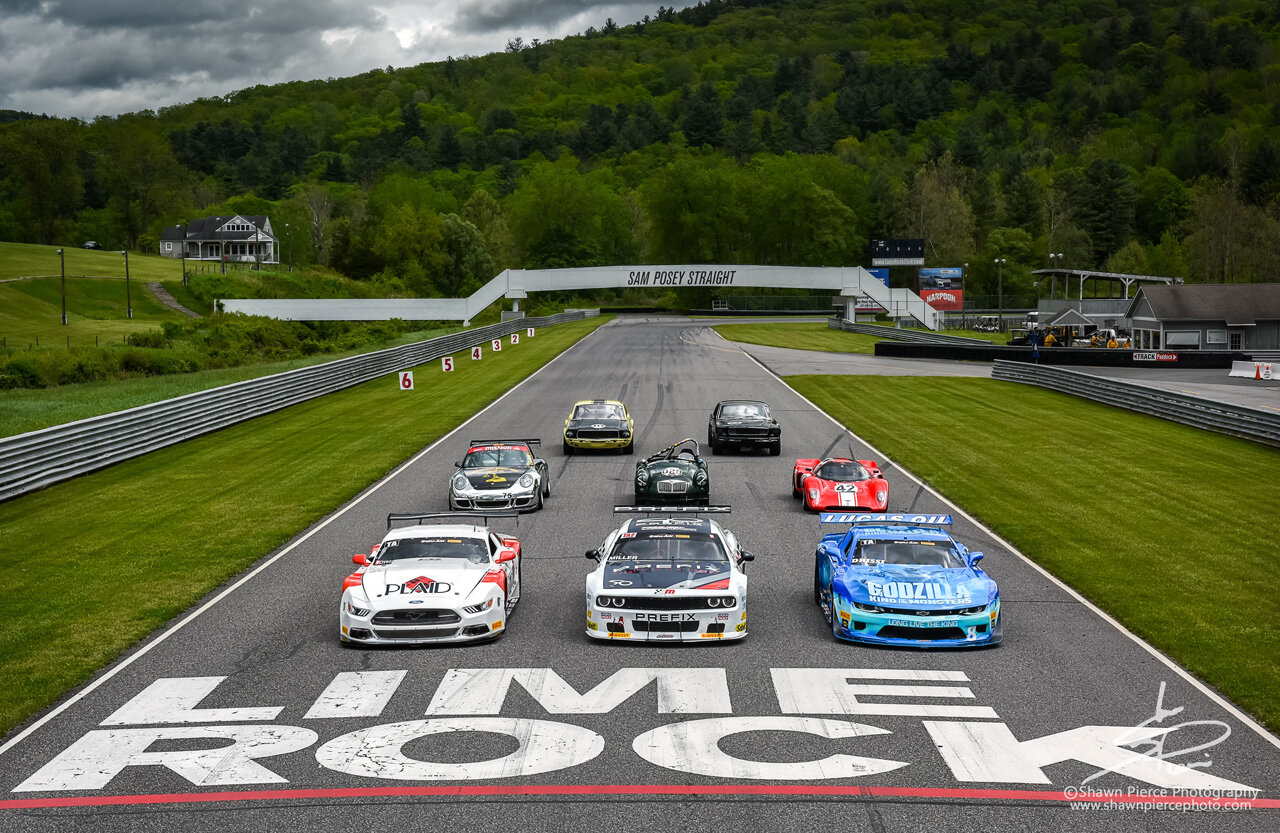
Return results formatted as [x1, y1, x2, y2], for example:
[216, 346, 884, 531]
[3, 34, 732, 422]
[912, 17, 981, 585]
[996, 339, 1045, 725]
[873, 340, 1246, 368]
[0, 311, 596, 503]
[991, 360, 1280, 447]
[828, 318, 994, 346]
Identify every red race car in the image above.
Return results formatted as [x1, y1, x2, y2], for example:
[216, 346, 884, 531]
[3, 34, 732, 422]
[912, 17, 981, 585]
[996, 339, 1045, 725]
[793, 457, 888, 512]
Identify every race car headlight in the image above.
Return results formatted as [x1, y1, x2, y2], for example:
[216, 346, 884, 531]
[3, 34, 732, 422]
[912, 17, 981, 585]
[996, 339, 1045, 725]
[462, 598, 495, 614]
[636, 469, 649, 485]
[695, 471, 708, 485]
[452, 474, 468, 491]
[769, 428, 780, 437]
[706, 596, 736, 608]
[809, 488, 820, 500]
[621, 428, 631, 437]
[565, 429, 577, 438]
[959, 604, 987, 614]
[853, 602, 886, 613]
[517, 473, 535, 489]
[596, 595, 627, 607]
[344, 601, 371, 617]
[876, 490, 887, 503]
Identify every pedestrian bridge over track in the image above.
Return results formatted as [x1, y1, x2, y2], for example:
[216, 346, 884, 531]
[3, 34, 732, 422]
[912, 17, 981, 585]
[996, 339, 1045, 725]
[220, 265, 941, 330]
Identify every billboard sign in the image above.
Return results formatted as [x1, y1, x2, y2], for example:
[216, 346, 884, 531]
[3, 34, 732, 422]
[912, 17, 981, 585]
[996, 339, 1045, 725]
[871, 239, 925, 266]
[918, 267, 964, 311]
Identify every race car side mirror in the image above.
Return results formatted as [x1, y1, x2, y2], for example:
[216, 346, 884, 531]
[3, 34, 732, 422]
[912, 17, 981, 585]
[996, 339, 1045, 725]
[585, 549, 600, 560]
[352, 553, 369, 566]
[738, 551, 756, 562]
[495, 549, 517, 563]
[969, 551, 985, 566]
[454, 460, 463, 468]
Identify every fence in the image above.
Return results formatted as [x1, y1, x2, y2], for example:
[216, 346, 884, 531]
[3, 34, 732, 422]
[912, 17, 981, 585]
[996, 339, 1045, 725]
[828, 317, 992, 346]
[0, 311, 596, 503]
[991, 360, 1280, 447]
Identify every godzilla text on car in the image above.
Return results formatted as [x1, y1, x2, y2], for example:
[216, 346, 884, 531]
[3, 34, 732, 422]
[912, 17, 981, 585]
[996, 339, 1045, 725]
[813, 513, 1002, 648]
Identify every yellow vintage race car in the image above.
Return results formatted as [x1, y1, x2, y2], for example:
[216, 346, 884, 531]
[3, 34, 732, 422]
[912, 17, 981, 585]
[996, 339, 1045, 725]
[563, 399, 634, 453]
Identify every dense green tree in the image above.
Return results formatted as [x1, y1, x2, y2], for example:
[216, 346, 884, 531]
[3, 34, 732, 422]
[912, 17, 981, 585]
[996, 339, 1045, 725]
[0, 119, 84, 244]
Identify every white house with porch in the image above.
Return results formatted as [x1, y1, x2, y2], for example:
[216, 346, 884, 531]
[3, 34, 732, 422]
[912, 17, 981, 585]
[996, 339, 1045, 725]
[160, 215, 278, 265]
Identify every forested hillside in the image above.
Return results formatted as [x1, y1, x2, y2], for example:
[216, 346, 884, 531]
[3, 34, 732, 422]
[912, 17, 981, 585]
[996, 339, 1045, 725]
[1, 0, 1277, 302]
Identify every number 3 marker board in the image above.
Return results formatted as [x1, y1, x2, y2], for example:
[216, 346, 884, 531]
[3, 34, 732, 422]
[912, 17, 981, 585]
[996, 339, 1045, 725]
[492, 339, 502, 352]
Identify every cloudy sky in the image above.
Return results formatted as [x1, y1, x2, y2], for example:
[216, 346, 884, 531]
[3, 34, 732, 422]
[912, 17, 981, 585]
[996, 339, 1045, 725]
[0, 0, 658, 119]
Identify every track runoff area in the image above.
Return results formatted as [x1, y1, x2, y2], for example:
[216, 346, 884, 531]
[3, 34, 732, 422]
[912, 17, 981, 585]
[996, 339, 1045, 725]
[1, 317, 1276, 832]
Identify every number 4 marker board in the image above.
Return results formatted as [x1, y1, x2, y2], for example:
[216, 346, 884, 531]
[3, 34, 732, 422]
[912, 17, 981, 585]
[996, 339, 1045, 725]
[471, 346, 482, 360]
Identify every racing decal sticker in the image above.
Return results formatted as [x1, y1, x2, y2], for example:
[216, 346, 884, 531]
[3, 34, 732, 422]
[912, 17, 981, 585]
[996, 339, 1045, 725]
[867, 581, 971, 603]
[386, 576, 454, 595]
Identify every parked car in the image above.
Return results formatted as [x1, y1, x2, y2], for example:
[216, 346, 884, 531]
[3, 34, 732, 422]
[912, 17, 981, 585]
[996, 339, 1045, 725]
[80, 241, 103, 250]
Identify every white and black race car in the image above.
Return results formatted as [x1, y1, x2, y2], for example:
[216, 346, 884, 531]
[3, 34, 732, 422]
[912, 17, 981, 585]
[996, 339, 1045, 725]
[339, 512, 522, 645]
[449, 439, 550, 512]
[584, 507, 753, 642]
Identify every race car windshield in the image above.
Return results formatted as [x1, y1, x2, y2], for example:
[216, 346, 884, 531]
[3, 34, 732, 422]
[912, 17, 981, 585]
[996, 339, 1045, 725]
[573, 403, 625, 419]
[816, 461, 870, 481]
[721, 403, 769, 419]
[612, 532, 727, 562]
[376, 536, 490, 564]
[854, 540, 965, 568]
[464, 448, 532, 467]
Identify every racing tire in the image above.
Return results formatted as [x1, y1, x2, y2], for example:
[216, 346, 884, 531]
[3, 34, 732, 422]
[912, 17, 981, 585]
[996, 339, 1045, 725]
[770, 442, 781, 457]
[542, 477, 550, 498]
[812, 559, 822, 604]
[563, 439, 574, 455]
[532, 490, 543, 511]
[624, 438, 633, 454]
[634, 491, 645, 505]
[824, 583, 835, 627]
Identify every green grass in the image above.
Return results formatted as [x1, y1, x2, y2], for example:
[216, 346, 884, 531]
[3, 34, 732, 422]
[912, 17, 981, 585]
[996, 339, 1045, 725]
[0, 242, 186, 284]
[0, 323, 463, 437]
[713, 322, 880, 353]
[0, 315, 607, 735]
[0, 278, 180, 347]
[787, 375, 1280, 733]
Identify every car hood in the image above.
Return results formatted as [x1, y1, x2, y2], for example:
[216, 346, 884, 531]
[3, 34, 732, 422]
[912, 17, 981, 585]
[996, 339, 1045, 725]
[638, 458, 701, 477]
[714, 418, 776, 428]
[460, 466, 529, 489]
[567, 418, 628, 429]
[361, 560, 486, 604]
[601, 560, 732, 590]
[838, 564, 990, 607]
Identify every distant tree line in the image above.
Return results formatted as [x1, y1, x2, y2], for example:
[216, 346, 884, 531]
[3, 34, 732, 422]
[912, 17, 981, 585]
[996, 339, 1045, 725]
[1, 0, 1278, 301]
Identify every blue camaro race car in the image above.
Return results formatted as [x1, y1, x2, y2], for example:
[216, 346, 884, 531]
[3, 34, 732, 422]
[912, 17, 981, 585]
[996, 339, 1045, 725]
[813, 513, 1002, 647]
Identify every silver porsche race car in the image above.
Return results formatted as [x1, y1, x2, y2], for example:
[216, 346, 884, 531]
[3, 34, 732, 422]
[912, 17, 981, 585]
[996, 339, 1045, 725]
[584, 506, 753, 642]
[339, 512, 523, 645]
[449, 438, 550, 512]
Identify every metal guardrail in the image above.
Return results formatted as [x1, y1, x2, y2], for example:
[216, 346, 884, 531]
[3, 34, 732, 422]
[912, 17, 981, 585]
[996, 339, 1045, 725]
[991, 360, 1280, 448]
[0, 311, 597, 503]
[828, 318, 992, 346]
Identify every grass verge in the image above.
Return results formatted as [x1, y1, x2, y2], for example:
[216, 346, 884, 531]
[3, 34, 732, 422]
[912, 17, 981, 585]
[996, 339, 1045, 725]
[0, 324, 462, 437]
[713, 322, 880, 353]
[787, 374, 1280, 734]
[0, 315, 607, 736]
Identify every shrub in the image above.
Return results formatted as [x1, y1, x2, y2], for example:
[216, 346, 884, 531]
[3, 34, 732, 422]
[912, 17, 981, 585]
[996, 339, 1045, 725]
[0, 356, 46, 389]
[119, 349, 152, 374]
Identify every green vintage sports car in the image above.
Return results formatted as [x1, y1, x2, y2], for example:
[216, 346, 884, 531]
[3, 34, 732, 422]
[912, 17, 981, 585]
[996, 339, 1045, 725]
[634, 438, 710, 505]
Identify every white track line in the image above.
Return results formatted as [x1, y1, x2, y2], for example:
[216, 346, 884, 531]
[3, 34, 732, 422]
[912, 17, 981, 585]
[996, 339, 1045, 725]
[721, 332, 1280, 751]
[0, 322, 605, 758]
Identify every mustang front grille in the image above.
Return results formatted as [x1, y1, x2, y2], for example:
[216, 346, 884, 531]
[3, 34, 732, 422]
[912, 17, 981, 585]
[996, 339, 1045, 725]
[577, 429, 620, 439]
[372, 627, 460, 640]
[657, 480, 689, 493]
[371, 609, 461, 625]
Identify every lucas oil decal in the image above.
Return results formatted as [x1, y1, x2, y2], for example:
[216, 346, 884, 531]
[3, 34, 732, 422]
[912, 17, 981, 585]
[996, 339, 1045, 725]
[867, 581, 970, 603]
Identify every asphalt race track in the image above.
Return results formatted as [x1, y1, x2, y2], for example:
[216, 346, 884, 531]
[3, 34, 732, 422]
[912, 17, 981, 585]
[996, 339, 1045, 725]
[2, 317, 1277, 832]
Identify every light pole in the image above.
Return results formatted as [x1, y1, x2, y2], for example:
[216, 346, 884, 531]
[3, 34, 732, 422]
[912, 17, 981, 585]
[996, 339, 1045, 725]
[994, 257, 1006, 332]
[179, 222, 188, 286]
[285, 223, 292, 272]
[121, 249, 132, 319]
[1047, 252, 1064, 302]
[57, 248, 67, 325]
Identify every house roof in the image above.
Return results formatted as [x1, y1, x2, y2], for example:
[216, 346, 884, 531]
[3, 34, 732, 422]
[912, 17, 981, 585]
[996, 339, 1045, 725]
[1125, 284, 1280, 326]
[160, 216, 275, 243]
[1045, 307, 1094, 327]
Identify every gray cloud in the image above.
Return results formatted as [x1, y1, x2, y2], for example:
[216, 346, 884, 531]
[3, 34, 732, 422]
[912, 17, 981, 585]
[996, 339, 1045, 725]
[0, 0, 664, 118]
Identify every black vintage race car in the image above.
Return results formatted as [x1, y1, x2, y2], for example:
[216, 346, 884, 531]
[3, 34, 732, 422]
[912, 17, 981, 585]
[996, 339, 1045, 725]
[634, 438, 710, 505]
[707, 400, 781, 455]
